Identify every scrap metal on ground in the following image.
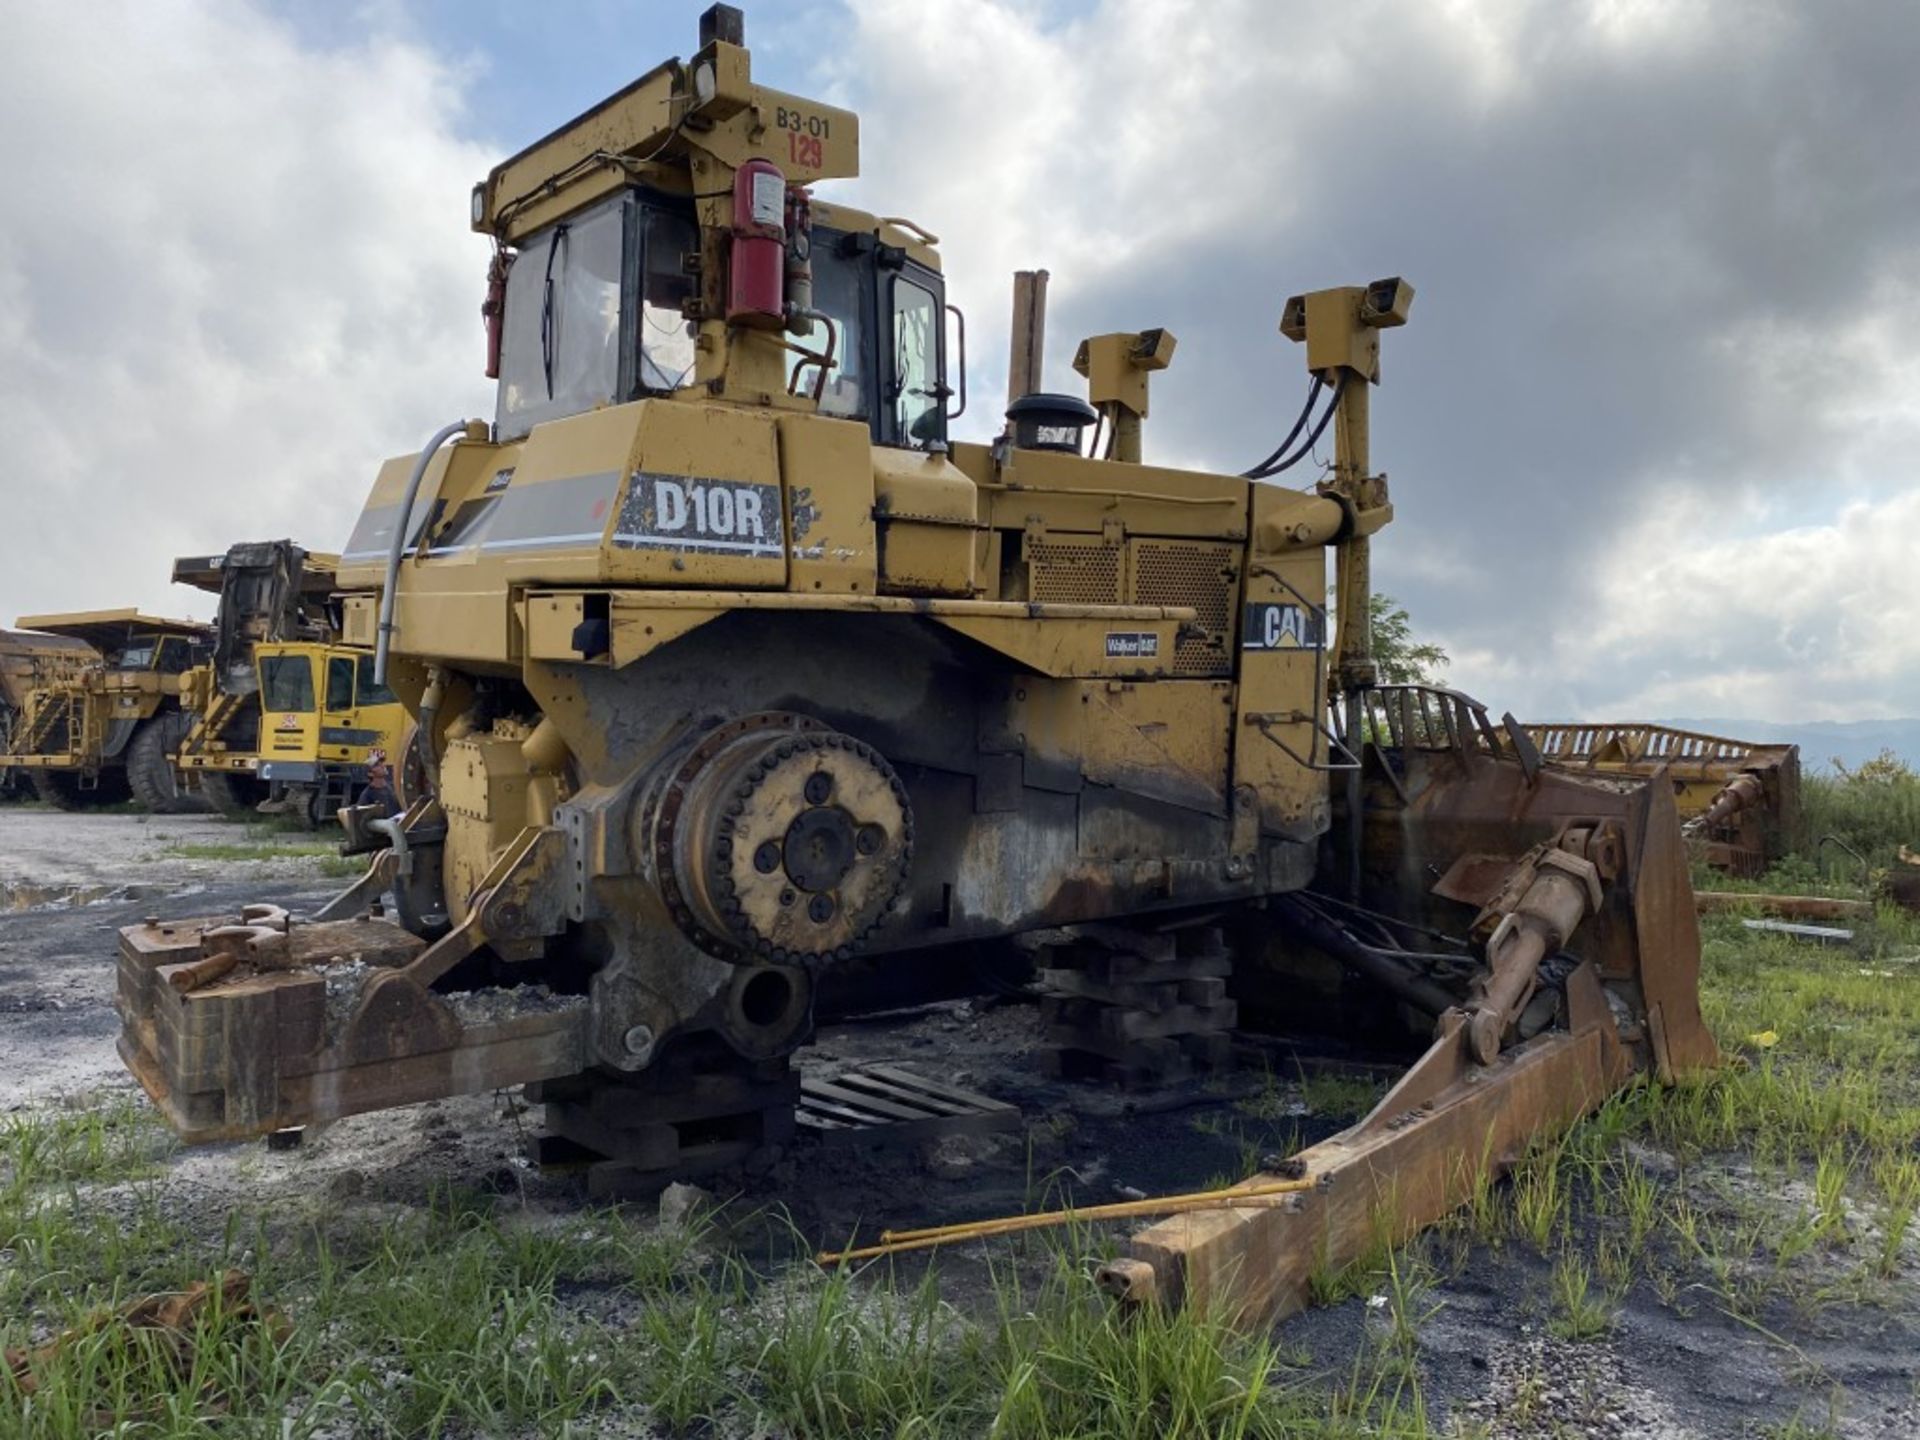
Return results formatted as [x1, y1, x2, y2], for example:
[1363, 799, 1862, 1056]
[113, 3, 1717, 1327]
[4, 1270, 285, 1408]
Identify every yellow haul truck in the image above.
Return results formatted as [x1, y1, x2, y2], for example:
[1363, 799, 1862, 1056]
[1, 611, 211, 808]
[0, 629, 98, 799]
[116, 6, 1716, 1323]
[251, 641, 410, 826]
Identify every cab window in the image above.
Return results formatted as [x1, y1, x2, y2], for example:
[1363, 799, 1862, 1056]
[262, 655, 315, 713]
[787, 233, 869, 420]
[637, 206, 699, 394]
[496, 198, 626, 440]
[154, 637, 195, 674]
[356, 655, 398, 707]
[326, 656, 356, 712]
[888, 275, 944, 448]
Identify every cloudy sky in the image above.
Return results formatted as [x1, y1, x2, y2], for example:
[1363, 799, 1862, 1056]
[3, 0, 1915, 723]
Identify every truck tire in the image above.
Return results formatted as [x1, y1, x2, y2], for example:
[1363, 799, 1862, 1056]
[29, 769, 82, 809]
[127, 712, 201, 813]
[200, 771, 269, 820]
[30, 768, 132, 808]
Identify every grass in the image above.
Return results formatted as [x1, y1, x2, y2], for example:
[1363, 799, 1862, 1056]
[149, 822, 358, 877]
[5, 844, 1917, 1435]
[157, 841, 335, 861]
[0, 1172, 1460, 1439]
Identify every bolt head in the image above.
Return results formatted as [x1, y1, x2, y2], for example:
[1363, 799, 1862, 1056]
[623, 1024, 657, 1060]
[804, 771, 833, 805]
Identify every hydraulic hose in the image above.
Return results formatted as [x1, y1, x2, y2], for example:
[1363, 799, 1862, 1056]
[374, 420, 475, 686]
[1240, 377, 1322, 478]
[1249, 373, 1348, 479]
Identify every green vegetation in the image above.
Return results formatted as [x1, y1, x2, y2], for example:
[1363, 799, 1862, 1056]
[155, 838, 340, 864]
[1800, 748, 1920, 880]
[150, 819, 361, 874]
[1369, 593, 1448, 687]
[6, 842, 1916, 1435]
[159, 842, 335, 861]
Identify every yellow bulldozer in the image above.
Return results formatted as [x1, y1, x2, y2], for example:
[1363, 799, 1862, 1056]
[115, 6, 1716, 1323]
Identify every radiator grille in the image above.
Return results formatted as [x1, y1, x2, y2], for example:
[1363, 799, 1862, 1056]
[1028, 542, 1123, 605]
[1132, 542, 1237, 675]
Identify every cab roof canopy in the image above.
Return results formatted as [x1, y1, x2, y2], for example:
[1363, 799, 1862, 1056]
[16, 610, 212, 654]
[471, 3, 860, 246]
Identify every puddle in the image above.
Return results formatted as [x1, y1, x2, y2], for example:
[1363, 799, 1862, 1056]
[0, 881, 171, 914]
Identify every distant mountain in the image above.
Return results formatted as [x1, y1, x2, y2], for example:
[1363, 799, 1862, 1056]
[1661, 718, 1920, 774]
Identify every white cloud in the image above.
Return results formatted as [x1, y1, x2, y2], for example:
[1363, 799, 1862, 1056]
[1570, 486, 1920, 720]
[4, 0, 1915, 733]
[828, 0, 1920, 723]
[0, 0, 495, 625]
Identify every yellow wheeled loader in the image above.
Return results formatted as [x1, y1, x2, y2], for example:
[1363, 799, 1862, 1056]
[114, 4, 1716, 1325]
[248, 640, 410, 826]
[169, 541, 343, 818]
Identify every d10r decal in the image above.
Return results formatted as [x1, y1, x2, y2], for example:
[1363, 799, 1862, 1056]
[1242, 602, 1320, 651]
[613, 472, 784, 557]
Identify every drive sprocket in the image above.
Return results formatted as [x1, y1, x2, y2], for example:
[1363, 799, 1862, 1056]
[649, 713, 913, 964]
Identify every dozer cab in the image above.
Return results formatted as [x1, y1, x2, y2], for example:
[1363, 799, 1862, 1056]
[116, 5, 1716, 1323]
[0, 610, 210, 808]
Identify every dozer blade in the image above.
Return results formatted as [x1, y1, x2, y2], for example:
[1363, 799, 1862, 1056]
[1099, 691, 1718, 1323]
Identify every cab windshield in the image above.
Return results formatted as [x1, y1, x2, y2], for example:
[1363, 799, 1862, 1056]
[355, 654, 398, 707]
[261, 655, 315, 713]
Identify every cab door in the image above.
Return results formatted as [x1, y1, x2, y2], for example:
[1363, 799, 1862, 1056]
[319, 653, 362, 768]
[259, 650, 319, 764]
[316, 651, 406, 770]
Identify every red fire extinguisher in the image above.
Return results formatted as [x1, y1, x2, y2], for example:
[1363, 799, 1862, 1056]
[482, 247, 513, 379]
[728, 157, 787, 327]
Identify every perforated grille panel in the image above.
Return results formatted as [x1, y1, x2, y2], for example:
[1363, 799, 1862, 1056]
[1028, 542, 1123, 605]
[1132, 542, 1238, 675]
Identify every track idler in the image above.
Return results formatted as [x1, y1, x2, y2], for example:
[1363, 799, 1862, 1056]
[647, 713, 913, 965]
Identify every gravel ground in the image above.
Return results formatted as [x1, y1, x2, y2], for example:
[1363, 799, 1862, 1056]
[2, 804, 1916, 1437]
